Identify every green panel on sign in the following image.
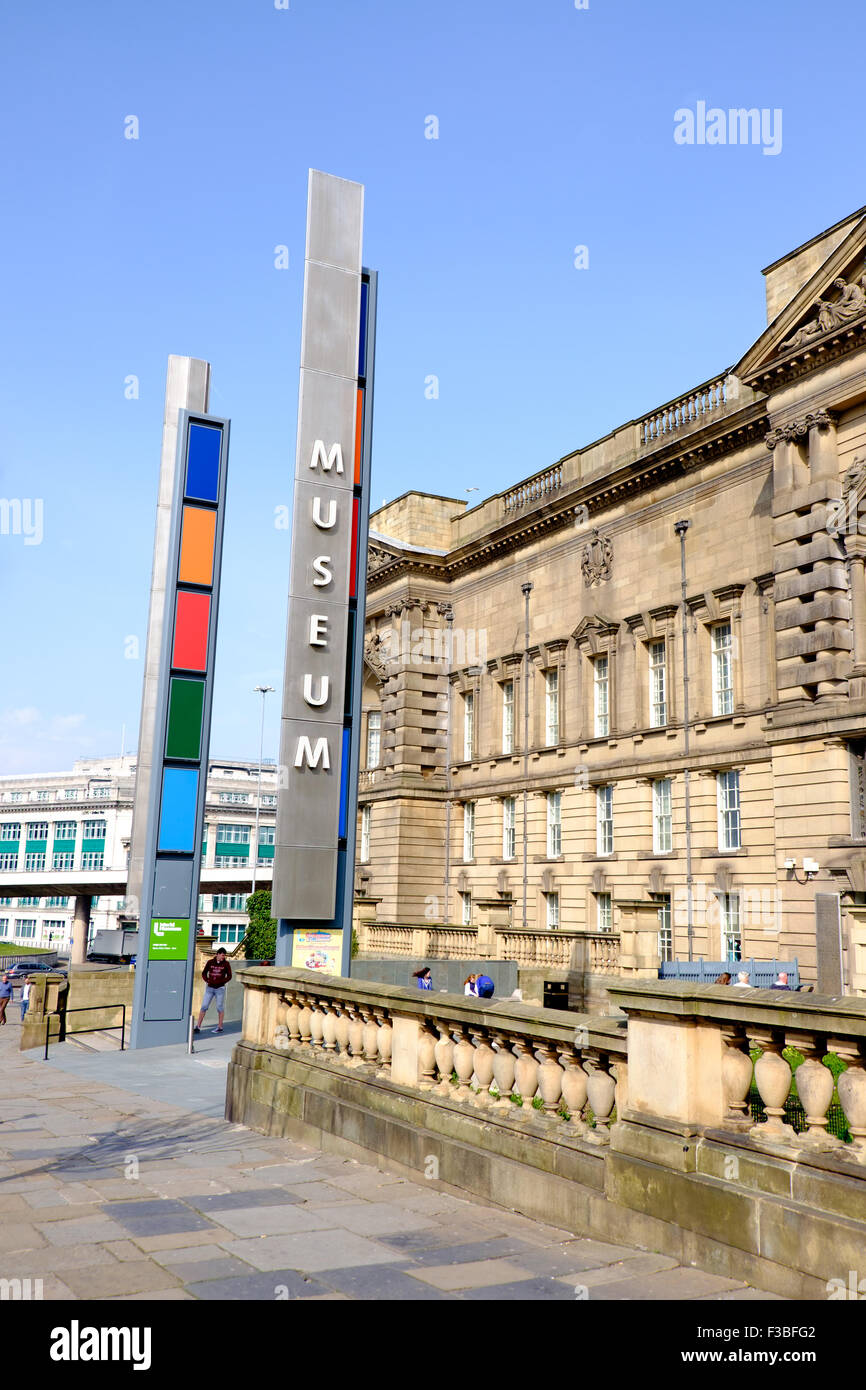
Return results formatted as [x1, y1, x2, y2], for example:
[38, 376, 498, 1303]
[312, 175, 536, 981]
[166, 678, 204, 761]
[148, 917, 191, 961]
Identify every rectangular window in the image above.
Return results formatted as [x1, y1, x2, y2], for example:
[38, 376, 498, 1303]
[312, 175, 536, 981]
[717, 770, 741, 851]
[652, 778, 672, 854]
[0, 920, 7, 937]
[260, 794, 277, 806]
[546, 891, 560, 929]
[81, 819, 106, 839]
[43, 919, 66, 935]
[26, 822, 48, 841]
[546, 791, 562, 858]
[63, 788, 78, 800]
[712, 621, 734, 716]
[596, 893, 612, 932]
[80, 852, 104, 870]
[46, 897, 69, 907]
[214, 924, 243, 945]
[52, 853, 74, 871]
[53, 821, 76, 841]
[0, 823, 21, 840]
[360, 804, 371, 863]
[15, 919, 37, 940]
[24, 852, 46, 872]
[0, 852, 18, 871]
[594, 656, 609, 737]
[545, 669, 560, 746]
[502, 796, 516, 860]
[657, 896, 673, 962]
[215, 855, 248, 868]
[463, 693, 474, 762]
[211, 894, 246, 911]
[10, 791, 25, 803]
[91, 787, 110, 799]
[596, 786, 613, 856]
[218, 791, 249, 803]
[649, 640, 667, 727]
[720, 894, 742, 961]
[366, 711, 381, 769]
[258, 825, 275, 846]
[36, 790, 53, 802]
[502, 681, 514, 754]
[463, 802, 475, 861]
[461, 891, 472, 926]
[215, 824, 250, 844]
[18, 897, 40, 906]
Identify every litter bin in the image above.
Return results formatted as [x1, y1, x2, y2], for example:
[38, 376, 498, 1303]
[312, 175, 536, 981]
[543, 980, 570, 1011]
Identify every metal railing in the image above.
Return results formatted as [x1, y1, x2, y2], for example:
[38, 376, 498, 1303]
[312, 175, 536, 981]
[43, 1003, 127, 1060]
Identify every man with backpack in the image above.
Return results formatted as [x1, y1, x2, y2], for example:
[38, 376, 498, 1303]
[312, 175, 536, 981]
[194, 947, 232, 1034]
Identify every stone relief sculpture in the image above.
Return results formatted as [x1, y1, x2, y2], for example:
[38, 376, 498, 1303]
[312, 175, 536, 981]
[783, 274, 866, 351]
[580, 529, 613, 587]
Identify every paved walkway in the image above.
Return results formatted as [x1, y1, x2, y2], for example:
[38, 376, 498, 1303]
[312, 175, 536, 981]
[0, 1014, 780, 1301]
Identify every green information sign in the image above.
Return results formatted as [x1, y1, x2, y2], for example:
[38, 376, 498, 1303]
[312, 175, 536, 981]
[148, 917, 190, 960]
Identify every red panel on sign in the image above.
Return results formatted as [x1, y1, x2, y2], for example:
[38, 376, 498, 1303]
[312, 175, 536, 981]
[172, 591, 210, 671]
[349, 497, 360, 597]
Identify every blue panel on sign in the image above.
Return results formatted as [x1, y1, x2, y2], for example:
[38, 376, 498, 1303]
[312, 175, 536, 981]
[185, 423, 221, 502]
[158, 767, 199, 852]
[338, 728, 351, 839]
[358, 280, 368, 377]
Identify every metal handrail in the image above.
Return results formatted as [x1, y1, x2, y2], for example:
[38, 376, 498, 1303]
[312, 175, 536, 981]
[43, 1003, 126, 1061]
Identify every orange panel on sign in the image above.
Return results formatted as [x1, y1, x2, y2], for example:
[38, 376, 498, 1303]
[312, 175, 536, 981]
[178, 506, 216, 586]
[354, 387, 364, 485]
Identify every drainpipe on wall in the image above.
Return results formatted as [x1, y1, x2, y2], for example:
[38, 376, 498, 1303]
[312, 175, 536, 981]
[521, 582, 533, 932]
[674, 519, 695, 962]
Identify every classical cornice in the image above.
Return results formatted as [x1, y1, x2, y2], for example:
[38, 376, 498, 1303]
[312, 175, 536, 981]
[366, 402, 769, 592]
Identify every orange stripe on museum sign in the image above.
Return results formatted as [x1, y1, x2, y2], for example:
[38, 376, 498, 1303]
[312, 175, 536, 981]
[178, 506, 216, 586]
[354, 387, 364, 485]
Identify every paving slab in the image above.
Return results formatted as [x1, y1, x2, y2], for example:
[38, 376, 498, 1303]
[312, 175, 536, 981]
[410, 1258, 540, 1291]
[185, 1269, 331, 1300]
[219, 1230, 403, 1273]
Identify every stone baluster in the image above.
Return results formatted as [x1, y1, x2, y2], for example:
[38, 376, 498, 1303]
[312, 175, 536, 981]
[537, 1044, 565, 1118]
[334, 1002, 351, 1061]
[748, 1028, 795, 1139]
[285, 992, 301, 1044]
[452, 1026, 476, 1100]
[346, 1004, 365, 1066]
[830, 1038, 866, 1161]
[513, 1037, 539, 1115]
[418, 1023, 438, 1090]
[469, 1029, 496, 1106]
[433, 1022, 455, 1095]
[362, 1007, 379, 1064]
[491, 1032, 517, 1111]
[320, 999, 338, 1055]
[297, 995, 313, 1050]
[559, 1047, 588, 1128]
[786, 1030, 838, 1149]
[374, 1009, 392, 1077]
[720, 1025, 754, 1124]
[309, 999, 325, 1052]
[585, 1051, 616, 1140]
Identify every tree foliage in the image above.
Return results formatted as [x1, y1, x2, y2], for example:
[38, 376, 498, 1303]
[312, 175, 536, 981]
[243, 889, 277, 961]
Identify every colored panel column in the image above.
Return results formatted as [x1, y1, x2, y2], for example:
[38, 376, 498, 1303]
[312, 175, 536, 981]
[179, 506, 216, 585]
[172, 591, 211, 671]
[165, 678, 204, 760]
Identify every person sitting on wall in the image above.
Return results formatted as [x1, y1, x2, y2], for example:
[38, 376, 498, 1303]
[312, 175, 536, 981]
[413, 967, 433, 991]
[714, 972, 732, 985]
[195, 947, 233, 1034]
[475, 974, 495, 999]
[771, 972, 791, 990]
[464, 974, 478, 996]
[732, 972, 752, 988]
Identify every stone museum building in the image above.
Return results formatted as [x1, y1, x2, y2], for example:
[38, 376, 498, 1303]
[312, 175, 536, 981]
[355, 205, 866, 989]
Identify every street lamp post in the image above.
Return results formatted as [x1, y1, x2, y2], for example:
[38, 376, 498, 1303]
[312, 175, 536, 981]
[251, 686, 274, 897]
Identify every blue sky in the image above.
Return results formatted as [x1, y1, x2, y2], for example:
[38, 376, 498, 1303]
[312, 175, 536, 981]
[1, 0, 862, 774]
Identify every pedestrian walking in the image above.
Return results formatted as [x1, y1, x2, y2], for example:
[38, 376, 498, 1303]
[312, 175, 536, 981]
[0, 973, 12, 1026]
[194, 948, 232, 1034]
[20, 979, 31, 1022]
[412, 967, 433, 991]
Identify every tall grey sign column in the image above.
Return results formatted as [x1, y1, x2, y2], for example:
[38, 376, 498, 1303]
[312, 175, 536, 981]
[272, 170, 376, 974]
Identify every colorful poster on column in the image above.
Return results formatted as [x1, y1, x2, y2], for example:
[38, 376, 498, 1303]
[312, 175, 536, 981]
[291, 929, 344, 973]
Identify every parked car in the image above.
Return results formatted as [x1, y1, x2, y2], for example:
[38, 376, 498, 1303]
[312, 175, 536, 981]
[5, 962, 67, 980]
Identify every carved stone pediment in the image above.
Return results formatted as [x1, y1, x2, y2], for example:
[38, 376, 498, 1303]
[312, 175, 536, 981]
[782, 274, 866, 352]
[571, 614, 619, 655]
[367, 542, 402, 575]
[580, 528, 613, 587]
[363, 630, 391, 682]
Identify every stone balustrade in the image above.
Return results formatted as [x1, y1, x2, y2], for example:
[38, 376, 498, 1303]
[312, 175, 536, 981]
[242, 966, 627, 1141]
[502, 463, 562, 514]
[640, 374, 730, 447]
[355, 921, 621, 974]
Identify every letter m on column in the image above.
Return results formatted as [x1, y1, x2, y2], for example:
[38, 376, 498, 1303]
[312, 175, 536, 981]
[309, 441, 344, 474]
[294, 736, 331, 770]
